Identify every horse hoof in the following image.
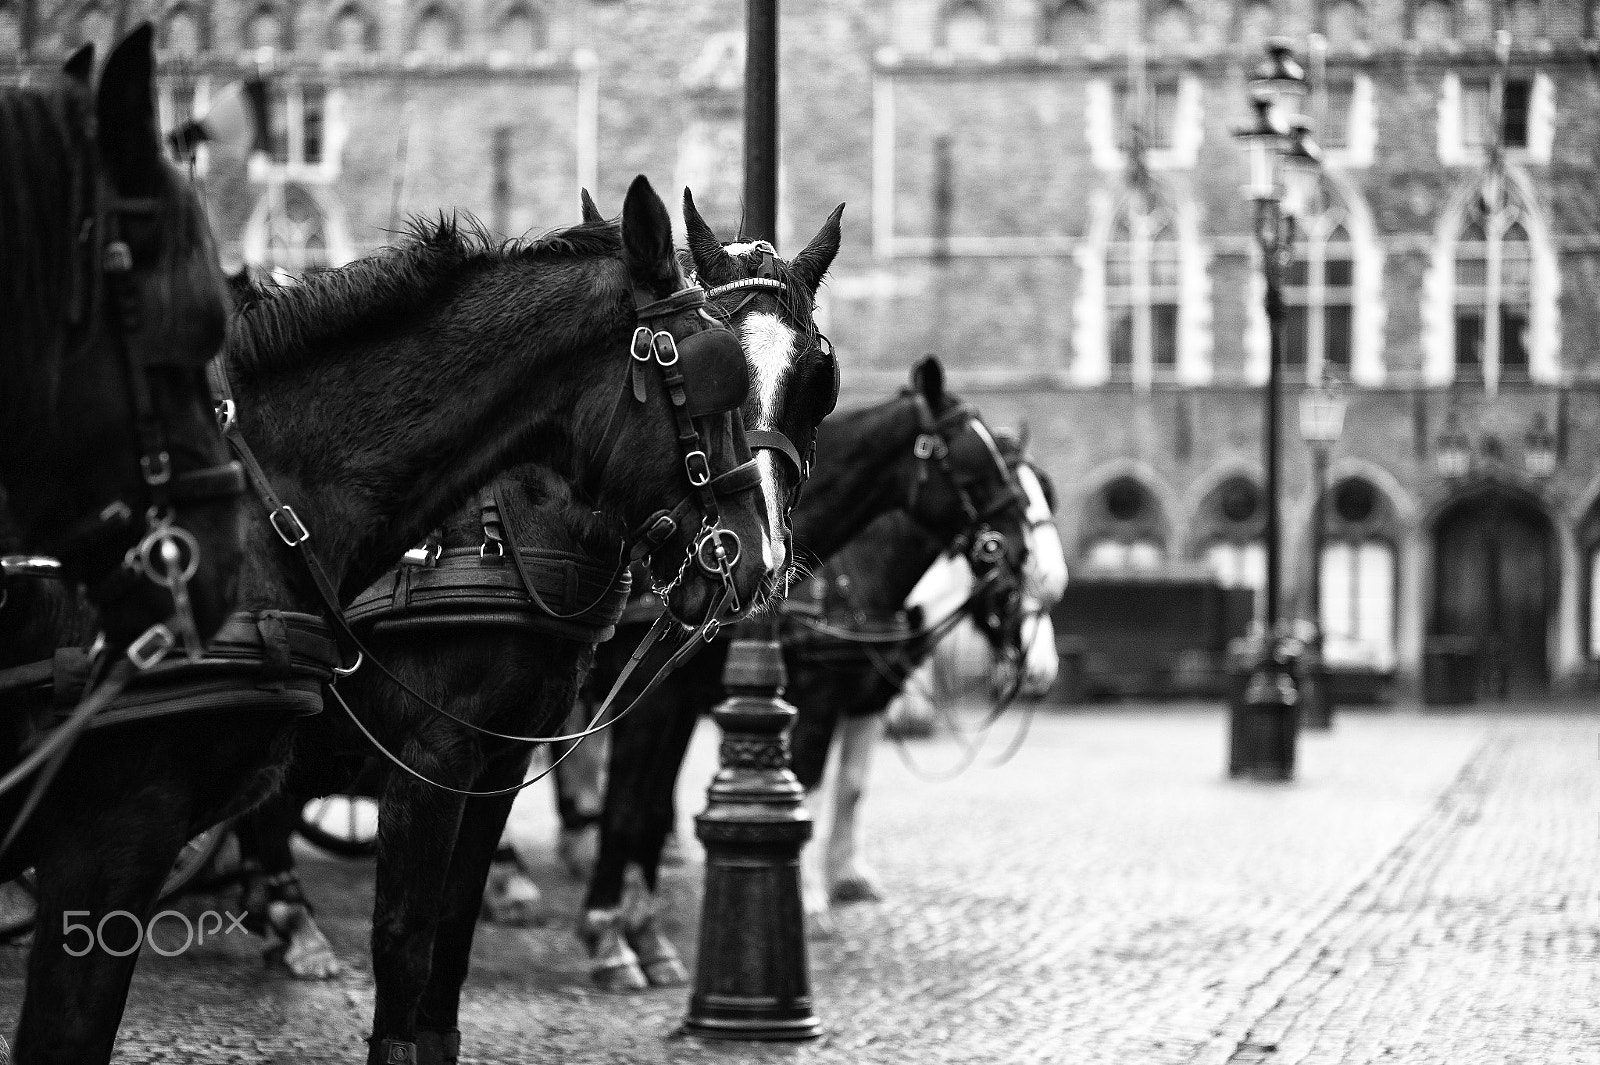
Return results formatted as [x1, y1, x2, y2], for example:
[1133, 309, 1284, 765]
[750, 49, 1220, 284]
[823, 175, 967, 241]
[626, 927, 689, 987]
[805, 909, 838, 941]
[262, 905, 343, 980]
[481, 864, 545, 926]
[416, 1027, 460, 1065]
[830, 874, 885, 905]
[592, 957, 650, 992]
[659, 829, 687, 869]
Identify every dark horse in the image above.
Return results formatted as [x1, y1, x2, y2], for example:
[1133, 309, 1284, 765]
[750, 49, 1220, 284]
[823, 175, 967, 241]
[578, 355, 1040, 988]
[783, 442, 1065, 919]
[0, 175, 775, 1065]
[223, 195, 845, 1065]
[1, 27, 244, 655]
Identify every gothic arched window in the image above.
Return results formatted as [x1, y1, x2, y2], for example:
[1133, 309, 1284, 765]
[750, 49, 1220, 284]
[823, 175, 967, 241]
[942, 0, 992, 53]
[161, 3, 203, 55]
[1106, 194, 1180, 386]
[498, 3, 546, 52]
[412, 3, 458, 54]
[244, 4, 283, 50]
[331, 3, 374, 54]
[1285, 187, 1356, 382]
[1454, 196, 1533, 386]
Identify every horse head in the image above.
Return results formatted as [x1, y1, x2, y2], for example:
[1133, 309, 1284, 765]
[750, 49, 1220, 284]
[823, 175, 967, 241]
[0, 24, 244, 663]
[680, 189, 844, 592]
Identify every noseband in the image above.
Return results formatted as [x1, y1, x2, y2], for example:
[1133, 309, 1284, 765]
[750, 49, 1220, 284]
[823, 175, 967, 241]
[44, 103, 245, 668]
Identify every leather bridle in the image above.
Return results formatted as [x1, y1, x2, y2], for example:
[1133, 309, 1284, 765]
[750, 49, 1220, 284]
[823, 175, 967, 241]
[39, 104, 245, 669]
[580, 284, 761, 616]
[698, 242, 840, 558]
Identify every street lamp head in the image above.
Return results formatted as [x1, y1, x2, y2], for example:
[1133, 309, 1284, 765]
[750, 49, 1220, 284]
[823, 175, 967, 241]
[1234, 91, 1284, 201]
[1298, 378, 1348, 446]
[1280, 117, 1323, 219]
[1250, 38, 1308, 115]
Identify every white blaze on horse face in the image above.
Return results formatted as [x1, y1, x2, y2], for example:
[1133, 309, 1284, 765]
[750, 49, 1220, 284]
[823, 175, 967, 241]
[739, 311, 796, 576]
[1017, 466, 1067, 606]
[906, 553, 975, 616]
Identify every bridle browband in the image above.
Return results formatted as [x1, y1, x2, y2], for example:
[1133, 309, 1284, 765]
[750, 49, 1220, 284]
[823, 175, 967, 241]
[42, 95, 246, 669]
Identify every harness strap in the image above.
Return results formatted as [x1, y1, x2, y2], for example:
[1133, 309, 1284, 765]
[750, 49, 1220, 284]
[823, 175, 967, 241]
[489, 483, 630, 624]
[744, 428, 804, 480]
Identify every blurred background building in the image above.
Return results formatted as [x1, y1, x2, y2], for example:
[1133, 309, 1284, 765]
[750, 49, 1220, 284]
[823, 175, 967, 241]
[5, 0, 1599, 698]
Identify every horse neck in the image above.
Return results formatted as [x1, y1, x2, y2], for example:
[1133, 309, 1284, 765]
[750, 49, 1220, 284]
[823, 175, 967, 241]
[791, 397, 923, 563]
[832, 513, 947, 614]
[228, 256, 631, 608]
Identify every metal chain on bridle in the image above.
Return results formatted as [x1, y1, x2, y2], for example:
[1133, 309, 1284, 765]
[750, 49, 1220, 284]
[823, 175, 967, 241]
[210, 283, 761, 798]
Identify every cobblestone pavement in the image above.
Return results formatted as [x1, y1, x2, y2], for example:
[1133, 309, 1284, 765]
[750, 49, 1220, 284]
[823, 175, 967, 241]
[0, 702, 1594, 1064]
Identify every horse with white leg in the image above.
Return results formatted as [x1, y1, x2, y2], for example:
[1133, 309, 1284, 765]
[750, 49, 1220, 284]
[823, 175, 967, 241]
[791, 448, 1066, 914]
[579, 355, 1039, 986]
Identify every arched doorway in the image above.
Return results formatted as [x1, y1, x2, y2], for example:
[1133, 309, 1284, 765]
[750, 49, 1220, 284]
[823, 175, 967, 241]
[1432, 487, 1555, 695]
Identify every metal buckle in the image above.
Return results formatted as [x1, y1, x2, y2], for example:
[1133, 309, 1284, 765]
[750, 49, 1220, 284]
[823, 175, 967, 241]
[332, 651, 364, 678]
[402, 543, 441, 567]
[269, 505, 311, 547]
[126, 623, 176, 670]
[914, 434, 944, 460]
[684, 450, 711, 486]
[480, 539, 505, 559]
[645, 513, 677, 545]
[631, 326, 654, 361]
[215, 399, 237, 433]
[652, 331, 680, 366]
[140, 451, 173, 487]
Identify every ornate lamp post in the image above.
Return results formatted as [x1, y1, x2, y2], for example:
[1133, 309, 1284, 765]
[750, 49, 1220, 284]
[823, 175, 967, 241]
[1297, 376, 1348, 730]
[1228, 39, 1322, 781]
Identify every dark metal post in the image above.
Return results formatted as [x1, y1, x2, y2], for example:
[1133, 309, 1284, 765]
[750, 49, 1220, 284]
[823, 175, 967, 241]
[683, 637, 821, 1040]
[1301, 444, 1334, 730]
[1228, 197, 1302, 781]
[743, 0, 779, 245]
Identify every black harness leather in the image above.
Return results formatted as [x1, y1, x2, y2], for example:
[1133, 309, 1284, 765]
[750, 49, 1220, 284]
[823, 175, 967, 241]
[0, 610, 335, 736]
[345, 483, 633, 644]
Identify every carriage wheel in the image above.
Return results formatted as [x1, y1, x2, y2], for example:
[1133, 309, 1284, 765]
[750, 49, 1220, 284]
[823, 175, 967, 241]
[0, 826, 227, 942]
[297, 794, 379, 858]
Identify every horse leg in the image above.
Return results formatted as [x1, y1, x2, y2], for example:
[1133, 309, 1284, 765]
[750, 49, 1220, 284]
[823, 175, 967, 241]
[236, 791, 342, 978]
[580, 672, 702, 991]
[416, 752, 531, 1065]
[13, 784, 191, 1065]
[788, 668, 842, 938]
[552, 702, 607, 881]
[367, 759, 468, 1065]
[826, 712, 887, 904]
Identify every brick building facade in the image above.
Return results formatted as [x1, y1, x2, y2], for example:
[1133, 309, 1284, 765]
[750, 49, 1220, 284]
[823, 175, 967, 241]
[7, 0, 1600, 692]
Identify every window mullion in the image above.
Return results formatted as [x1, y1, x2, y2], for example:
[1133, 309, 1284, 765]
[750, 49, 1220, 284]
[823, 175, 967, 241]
[1485, 220, 1502, 390]
[1132, 218, 1152, 390]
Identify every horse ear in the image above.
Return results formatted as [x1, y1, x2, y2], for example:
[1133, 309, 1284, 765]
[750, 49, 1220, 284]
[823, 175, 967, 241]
[96, 24, 164, 195]
[580, 188, 605, 225]
[683, 187, 735, 286]
[912, 355, 946, 409]
[62, 44, 95, 86]
[789, 203, 845, 295]
[621, 175, 679, 288]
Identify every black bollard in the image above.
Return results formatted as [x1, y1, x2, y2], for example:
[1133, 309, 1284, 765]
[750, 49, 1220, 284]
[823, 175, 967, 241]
[683, 636, 822, 1041]
[1227, 634, 1302, 781]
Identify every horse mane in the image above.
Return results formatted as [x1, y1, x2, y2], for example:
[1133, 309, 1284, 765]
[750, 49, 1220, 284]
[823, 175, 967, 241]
[225, 214, 624, 384]
[0, 80, 89, 383]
